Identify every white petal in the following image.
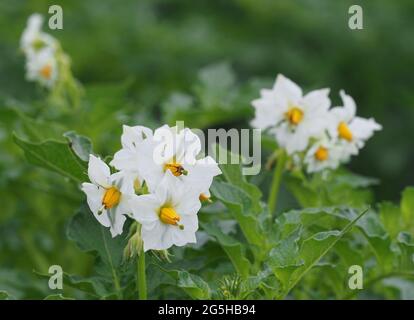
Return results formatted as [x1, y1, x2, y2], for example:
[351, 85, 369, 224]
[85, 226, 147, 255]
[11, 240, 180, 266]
[172, 227, 197, 247]
[184, 156, 221, 193]
[81, 182, 105, 215]
[339, 90, 357, 121]
[349, 117, 382, 141]
[142, 222, 172, 251]
[109, 208, 127, 237]
[179, 128, 201, 165]
[81, 183, 110, 228]
[180, 214, 199, 233]
[154, 171, 177, 204]
[303, 88, 331, 113]
[129, 194, 161, 224]
[110, 149, 138, 171]
[121, 125, 153, 150]
[273, 74, 303, 103]
[87, 155, 111, 188]
[174, 193, 202, 217]
[110, 171, 135, 196]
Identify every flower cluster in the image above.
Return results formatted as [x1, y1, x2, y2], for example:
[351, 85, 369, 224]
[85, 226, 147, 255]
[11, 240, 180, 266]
[20, 14, 59, 88]
[81, 125, 221, 252]
[251, 74, 382, 173]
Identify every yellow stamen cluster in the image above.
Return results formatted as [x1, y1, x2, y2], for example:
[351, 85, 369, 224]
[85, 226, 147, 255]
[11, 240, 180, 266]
[102, 186, 121, 209]
[285, 107, 304, 125]
[39, 64, 52, 79]
[160, 207, 183, 229]
[338, 122, 353, 142]
[314, 146, 329, 161]
[164, 162, 187, 177]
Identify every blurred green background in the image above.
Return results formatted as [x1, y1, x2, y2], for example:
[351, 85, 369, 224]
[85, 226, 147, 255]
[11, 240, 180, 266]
[1, 0, 413, 298]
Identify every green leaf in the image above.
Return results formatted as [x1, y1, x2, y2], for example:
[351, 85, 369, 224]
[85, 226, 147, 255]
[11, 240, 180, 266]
[13, 134, 87, 183]
[35, 270, 110, 298]
[11, 107, 66, 142]
[44, 294, 74, 300]
[268, 228, 304, 288]
[379, 202, 402, 239]
[210, 145, 265, 249]
[67, 206, 127, 269]
[211, 181, 264, 247]
[286, 170, 375, 208]
[66, 206, 128, 296]
[396, 232, 414, 270]
[269, 208, 369, 298]
[64, 131, 93, 162]
[401, 187, 414, 229]
[158, 267, 211, 300]
[201, 222, 251, 278]
[215, 145, 262, 209]
[356, 209, 393, 271]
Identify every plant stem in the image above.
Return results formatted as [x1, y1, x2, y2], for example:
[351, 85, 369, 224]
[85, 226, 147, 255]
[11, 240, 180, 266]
[267, 149, 287, 218]
[137, 252, 147, 300]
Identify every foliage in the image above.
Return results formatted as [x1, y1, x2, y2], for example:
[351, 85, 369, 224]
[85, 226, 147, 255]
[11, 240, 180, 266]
[1, 0, 413, 300]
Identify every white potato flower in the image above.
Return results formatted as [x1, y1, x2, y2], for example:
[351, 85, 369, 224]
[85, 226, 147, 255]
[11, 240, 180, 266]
[138, 125, 221, 197]
[304, 136, 344, 173]
[110, 125, 153, 191]
[25, 47, 58, 88]
[129, 171, 201, 251]
[251, 74, 331, 154]
[328, 90, 382, 158]
[81, 155, 134, 237]
[20, 14, 56, 57]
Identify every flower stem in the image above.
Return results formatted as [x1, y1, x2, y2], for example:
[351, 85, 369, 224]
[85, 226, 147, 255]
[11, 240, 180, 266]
[137, 251, 147, 300]
[267, 149, 287, 218]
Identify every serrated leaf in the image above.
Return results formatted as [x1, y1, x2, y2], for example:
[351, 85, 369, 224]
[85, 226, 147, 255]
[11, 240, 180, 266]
[214, 145, 262, 210]
[66, 206, 128, 295]
[201, 222, 251, 278]
[269, 228, 304, 287]
[396, 232, 414, 270]
[13, 134, 87, 183]
[269, 208, 368, 298]
[64, 131, 93, 162]
[15, 110, 66, 142]
[286, 170, 374, 208]
[211, 181, 264, 247]
[158, 267, 211, 300]
[35, 270, 110, 298]
[379, 202, 402, 239]
[277, 207, 394, 272]
[67, 206, 127, 268]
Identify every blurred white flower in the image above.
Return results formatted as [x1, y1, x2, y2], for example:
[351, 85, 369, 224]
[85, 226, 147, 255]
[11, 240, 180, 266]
[329, 90, 382, 158]
[129, 171, 201, 251]
[251, 74, 331, 154]
[81, 155, 134, 237]
[25, 48, 58, 88]
[20, 14, 56, 56]
[304, 136, 344, 173]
